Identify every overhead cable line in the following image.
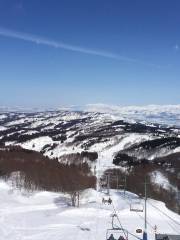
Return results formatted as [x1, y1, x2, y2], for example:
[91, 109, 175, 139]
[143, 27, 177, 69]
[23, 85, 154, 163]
[148, 202, 180, 227]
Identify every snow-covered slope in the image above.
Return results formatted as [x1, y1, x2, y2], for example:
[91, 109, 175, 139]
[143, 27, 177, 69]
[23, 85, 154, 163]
[0, 110, 180, 175]
[0, 109, 180, 239]
[2, 104, 180, 126]
[0, 180, 180, 240]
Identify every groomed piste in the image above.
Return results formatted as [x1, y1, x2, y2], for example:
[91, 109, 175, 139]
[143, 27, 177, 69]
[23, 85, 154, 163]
[0, 180, 180, 240]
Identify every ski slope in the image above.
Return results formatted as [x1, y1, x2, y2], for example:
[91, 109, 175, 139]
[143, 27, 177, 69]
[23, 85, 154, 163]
[0, 181, 180, 240]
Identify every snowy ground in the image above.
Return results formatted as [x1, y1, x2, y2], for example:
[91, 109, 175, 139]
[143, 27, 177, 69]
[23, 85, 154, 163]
[0, 181, 180, 240]
[89, 133, 153, 175]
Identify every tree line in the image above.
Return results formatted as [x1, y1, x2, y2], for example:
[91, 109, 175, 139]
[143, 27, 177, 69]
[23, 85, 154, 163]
[0, 146, 96, 206]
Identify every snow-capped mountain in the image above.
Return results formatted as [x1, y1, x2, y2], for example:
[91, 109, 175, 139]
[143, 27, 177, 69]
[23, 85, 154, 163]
[0, 109, 180, 166]
[2, 104, 180, 126]
[0, 108, 179, 233]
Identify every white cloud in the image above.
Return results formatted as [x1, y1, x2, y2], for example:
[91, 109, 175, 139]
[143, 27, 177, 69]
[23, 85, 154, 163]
[0, 27, 162, 68]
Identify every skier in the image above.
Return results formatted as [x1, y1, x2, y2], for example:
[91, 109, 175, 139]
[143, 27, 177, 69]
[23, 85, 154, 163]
[108, 234, 116, 240]
[108, 197, 112, 205]
[118, 236, 125, 240]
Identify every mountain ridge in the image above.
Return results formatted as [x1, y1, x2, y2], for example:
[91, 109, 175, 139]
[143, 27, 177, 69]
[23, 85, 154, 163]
[1, 103, 180, 126]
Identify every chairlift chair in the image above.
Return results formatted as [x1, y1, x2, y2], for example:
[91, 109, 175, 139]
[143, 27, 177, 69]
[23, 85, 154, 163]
[130, 199, 144, 212]
[99, 178, 108, 190]
[106, 214, 128, 240]
[106, 228, 128, 240]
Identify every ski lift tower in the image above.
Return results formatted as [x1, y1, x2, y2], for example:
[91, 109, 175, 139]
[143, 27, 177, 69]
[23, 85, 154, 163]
[106, 214, 128, 240]
[143, 177, 148, 240]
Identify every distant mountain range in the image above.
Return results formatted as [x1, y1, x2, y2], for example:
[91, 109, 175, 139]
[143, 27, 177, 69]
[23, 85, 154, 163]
[0, 109, 180, 164]
[0, 108, 179, 213]
[1, 104, 180, 126]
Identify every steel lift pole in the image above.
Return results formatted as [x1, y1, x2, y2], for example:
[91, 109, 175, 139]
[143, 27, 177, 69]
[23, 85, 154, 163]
[143, 177, 148, 240]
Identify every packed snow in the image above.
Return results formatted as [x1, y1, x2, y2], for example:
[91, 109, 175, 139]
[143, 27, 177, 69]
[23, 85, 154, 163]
[90, 133, 153, 174]
[0, 180, 180, 240]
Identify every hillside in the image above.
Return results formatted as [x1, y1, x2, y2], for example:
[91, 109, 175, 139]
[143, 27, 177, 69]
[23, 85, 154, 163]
[0, 110, 180, 214]
[0, 180, 180, 240]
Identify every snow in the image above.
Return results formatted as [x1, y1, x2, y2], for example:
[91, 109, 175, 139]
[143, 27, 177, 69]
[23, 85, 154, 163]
[0, 180, 180, 240]
[46, 144, 84, 159]
[0, 126, 7, 131]
[27, 112, 86, 129]
[173, 146, 180, 154]
[23, 130, 39, 135]
[20, 136, 54, 152]
[43, 132, 154, 163]
[157, 129, 166, 133]
[65, 130, 77, 143]
[5, 141, 16, 146]
[0, 114, 7, 119]
[0, 110, 179, 169]
[150, 171, 177, 191]
[83, 104, 180, 126]
[5, 118, 27, 126]
[90, 133, 153, 174]
[2, 104, 180, 126]
[0, 110, 180, 239]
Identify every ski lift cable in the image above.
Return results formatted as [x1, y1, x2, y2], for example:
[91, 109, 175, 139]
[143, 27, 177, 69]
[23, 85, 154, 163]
[147, 202, 180, 234]
[148, 201, 180, 227]
[125, 229, 143, 240]
[111, 202, 129, 239]
[107, 175, 154, 236]
[148, 205, 180, 235]
[160, 215, 180, 235]
[120, 180, 180, 234]
[111, 202, 142, 240]
[123, 194, 154, 231]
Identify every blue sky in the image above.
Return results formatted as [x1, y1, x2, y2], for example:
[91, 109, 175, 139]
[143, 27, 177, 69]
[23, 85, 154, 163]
[0, 0, 180, 108]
